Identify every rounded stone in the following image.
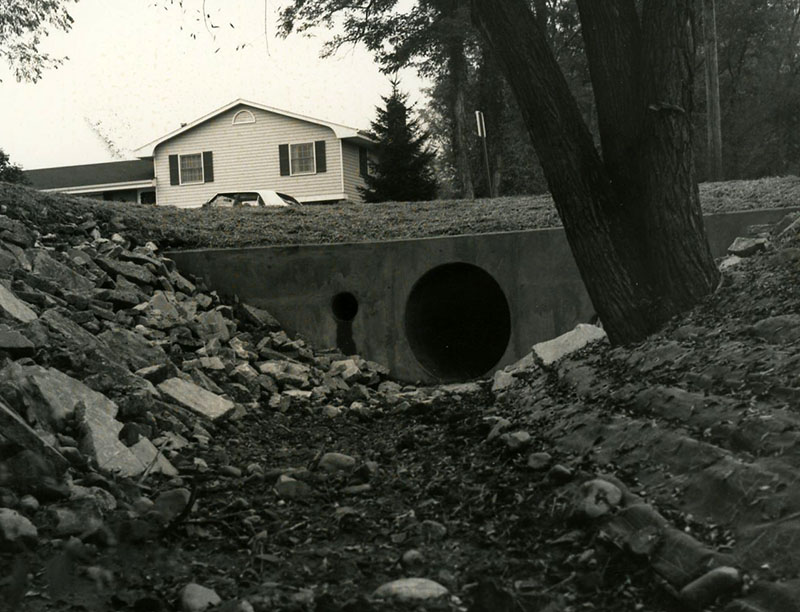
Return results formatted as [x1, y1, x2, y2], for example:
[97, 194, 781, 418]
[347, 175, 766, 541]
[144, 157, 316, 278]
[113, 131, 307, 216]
[180, 583, 221, 612]
[373, 577, 449, 601]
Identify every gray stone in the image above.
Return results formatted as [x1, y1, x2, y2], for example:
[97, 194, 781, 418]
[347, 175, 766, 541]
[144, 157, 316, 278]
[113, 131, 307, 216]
[748, 315, 800, 344]
[727, 236, 768, 257]
[534, 324, 607, 366]
[680, 567, 741, 609]
[18, 495, 39, 513]
[51, 499, 104, 537]
[501, 430, 531, 451]
[421, 519, 447, 540]
[129, 437, 179, 476]
[274, 474, 313, 500]
[0, 325, 35, 357]
[29, 249, 95, 293]
[157, 377, 234, 421]
[153, 488, 192, 524]
[401, 549, 425, 569]
[579, 479, 623, 519]
[318, 452, 356, 473]
[258, 360, 311, 389]
[0, 366, 146, 476]
[195, 309, 231, 342]
[330, 359, 362, 383]
[97, 327, 170, 371]
[76, 399, 148, 478]
[0, 282, 37, 322]
[0, 508, 37, 551]
[491, 369, 515, 393]
[527, 452, 553, 470]
[486, 418, 512, 442]
[238, 303, 281, 330]
[180, 583, 221, 612]
[96, 256, 157, 285]
[373, 578, 448, 601]
[0, 398, 69, 472]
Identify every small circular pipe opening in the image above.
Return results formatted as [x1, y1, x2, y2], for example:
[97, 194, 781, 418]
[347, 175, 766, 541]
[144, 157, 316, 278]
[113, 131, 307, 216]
[331, 292, 359, 322]
[404, 262, 511, 381]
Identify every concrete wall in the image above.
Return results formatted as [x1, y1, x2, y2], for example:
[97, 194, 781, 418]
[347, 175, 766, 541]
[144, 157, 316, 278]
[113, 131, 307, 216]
[168, 207, 796, 383]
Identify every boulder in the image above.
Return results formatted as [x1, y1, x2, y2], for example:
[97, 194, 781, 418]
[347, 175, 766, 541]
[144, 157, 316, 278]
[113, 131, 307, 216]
[97, 327, 170, 371]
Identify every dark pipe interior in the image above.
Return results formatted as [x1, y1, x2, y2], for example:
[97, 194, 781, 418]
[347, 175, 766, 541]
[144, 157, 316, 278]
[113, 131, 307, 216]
[404, 262, 511, 381]
[331, 292, 359, 321]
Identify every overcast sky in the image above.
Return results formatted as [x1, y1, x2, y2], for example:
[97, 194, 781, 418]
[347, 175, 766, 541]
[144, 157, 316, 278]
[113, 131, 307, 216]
[0, 0, 426, 170]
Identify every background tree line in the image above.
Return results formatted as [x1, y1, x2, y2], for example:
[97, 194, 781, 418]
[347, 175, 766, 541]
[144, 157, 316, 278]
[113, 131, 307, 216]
[281, 0, 800, 198]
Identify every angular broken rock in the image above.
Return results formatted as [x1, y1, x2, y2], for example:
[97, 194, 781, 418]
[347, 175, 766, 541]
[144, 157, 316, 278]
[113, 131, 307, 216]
[97, 327, 170, 371]
[727, 236, 768, 257]
[157, 377, 234, 421]
[0, 282, 37, 322]
[0, 365, 132, 471]
[0, 325, 35, 357]
[533, 324, 607, 366]
[0, 398, 69, 473]
[373, 578, 449, 601]
[491, 369, 515, 393]
[129, 437, 178, 476]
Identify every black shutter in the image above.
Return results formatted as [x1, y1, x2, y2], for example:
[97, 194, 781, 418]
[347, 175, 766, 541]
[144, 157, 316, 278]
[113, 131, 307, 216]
[169, 155, 179, 185]
[279, 144, 290, 176]
[315, 140, 326, 173]
[202, 151, 214, 182]
[359, 147, 368, 177]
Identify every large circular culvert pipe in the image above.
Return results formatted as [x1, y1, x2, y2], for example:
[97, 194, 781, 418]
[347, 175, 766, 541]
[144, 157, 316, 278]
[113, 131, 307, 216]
[404, 262, 511, 381]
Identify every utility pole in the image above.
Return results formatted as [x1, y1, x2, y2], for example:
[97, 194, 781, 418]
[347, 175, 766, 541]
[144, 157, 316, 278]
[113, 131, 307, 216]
[703, 0, 723, 180]
[475, 110, 493, 197]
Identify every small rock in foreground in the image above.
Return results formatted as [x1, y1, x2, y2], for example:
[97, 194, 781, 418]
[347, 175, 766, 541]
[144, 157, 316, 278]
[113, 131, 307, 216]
[180, 583, 221, 612]
[373, 577, 449, 601]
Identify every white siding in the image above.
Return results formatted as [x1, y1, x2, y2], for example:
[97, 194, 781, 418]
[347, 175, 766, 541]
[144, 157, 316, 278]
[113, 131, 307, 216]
[153, 105, 344, 208]
[342, 142, 368, 203]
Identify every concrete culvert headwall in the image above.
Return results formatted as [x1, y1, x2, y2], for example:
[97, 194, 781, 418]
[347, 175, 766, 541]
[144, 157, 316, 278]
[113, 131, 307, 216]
[404, 263, 511, 381]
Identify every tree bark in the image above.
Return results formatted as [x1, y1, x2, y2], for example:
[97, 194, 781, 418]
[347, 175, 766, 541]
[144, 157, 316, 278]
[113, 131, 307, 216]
[702, 0, 723, 180]
[447, 38, 475, 200]
[470, 0, 720, 344]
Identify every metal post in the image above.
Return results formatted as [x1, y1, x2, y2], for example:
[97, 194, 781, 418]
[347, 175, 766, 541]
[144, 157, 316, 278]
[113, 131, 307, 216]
[475, 110, 493, 198]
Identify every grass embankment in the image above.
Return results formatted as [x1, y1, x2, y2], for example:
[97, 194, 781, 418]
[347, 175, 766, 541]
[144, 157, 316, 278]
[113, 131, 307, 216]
[2, 176, 799, 250]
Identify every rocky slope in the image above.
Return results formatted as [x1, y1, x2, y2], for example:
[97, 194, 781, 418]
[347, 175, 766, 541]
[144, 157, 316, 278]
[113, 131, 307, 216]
[0, 183, 798, 612]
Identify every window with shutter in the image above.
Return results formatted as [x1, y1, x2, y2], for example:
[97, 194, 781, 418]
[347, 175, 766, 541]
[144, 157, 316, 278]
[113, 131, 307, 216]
[178, 153, 204, 184]
[289, 142, 315, 175]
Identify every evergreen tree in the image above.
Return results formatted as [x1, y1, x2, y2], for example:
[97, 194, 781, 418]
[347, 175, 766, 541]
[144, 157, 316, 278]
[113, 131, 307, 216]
[0, 150, 29, 184]
[361, 84, 438, 203]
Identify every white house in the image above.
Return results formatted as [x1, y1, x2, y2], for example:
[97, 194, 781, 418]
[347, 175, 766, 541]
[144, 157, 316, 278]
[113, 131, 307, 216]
[135, 99, 374, 207]
[26, 99, 375, 206]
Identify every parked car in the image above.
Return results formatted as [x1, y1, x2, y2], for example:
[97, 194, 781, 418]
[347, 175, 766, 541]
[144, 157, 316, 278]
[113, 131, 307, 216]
[202, 190, 301, 208]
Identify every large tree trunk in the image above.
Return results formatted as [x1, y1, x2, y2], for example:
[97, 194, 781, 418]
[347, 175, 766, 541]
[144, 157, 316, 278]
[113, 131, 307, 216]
[470, 0, 720, 344]
[446, 38, 475, 200]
